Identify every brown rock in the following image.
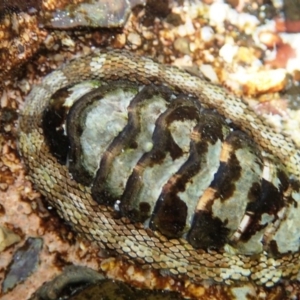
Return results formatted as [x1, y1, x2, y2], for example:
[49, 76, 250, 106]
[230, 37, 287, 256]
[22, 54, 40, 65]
[258, 31, 283, 48]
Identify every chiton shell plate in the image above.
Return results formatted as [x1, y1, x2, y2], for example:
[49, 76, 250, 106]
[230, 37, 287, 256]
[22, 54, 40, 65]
[42, 77, 300, 256]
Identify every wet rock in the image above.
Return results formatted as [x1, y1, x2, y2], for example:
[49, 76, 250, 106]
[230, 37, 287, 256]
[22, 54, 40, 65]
[226, 0, 277, 21]
[0, 9, 45, 84]
[165, 12, 183, 26]
[146, 0, 171, 18]
[223, 69, 287, 96]
[283, 84, 300, 110]
[29, 265, 184, 300]
[0, 0, 41, 13]
[265, 43, 296, 69]
[0, 107, 18, 128]
[2, 237, 43, 293]
[29, 265, 104, 300]
[283, 0, 300, 22]
[283, 0, 300, 32]
[69, 279, 185, 300]
[41, 0, 146, 29]
[0, 226, 20, 252]
[127, 32, 142, 48]
[258, 30, 283, 48]
[141, 0, 172, 26]
[174, 37, 190, 55]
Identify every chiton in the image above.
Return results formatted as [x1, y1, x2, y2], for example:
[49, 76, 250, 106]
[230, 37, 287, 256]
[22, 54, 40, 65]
[18, 50, 300, 290]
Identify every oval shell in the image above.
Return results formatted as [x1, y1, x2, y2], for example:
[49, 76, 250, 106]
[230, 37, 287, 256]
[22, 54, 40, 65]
[18, 50, 300, 291]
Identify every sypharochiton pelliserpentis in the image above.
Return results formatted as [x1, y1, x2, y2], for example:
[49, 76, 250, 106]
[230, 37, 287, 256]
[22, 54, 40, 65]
[18, 50, 300, 294]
